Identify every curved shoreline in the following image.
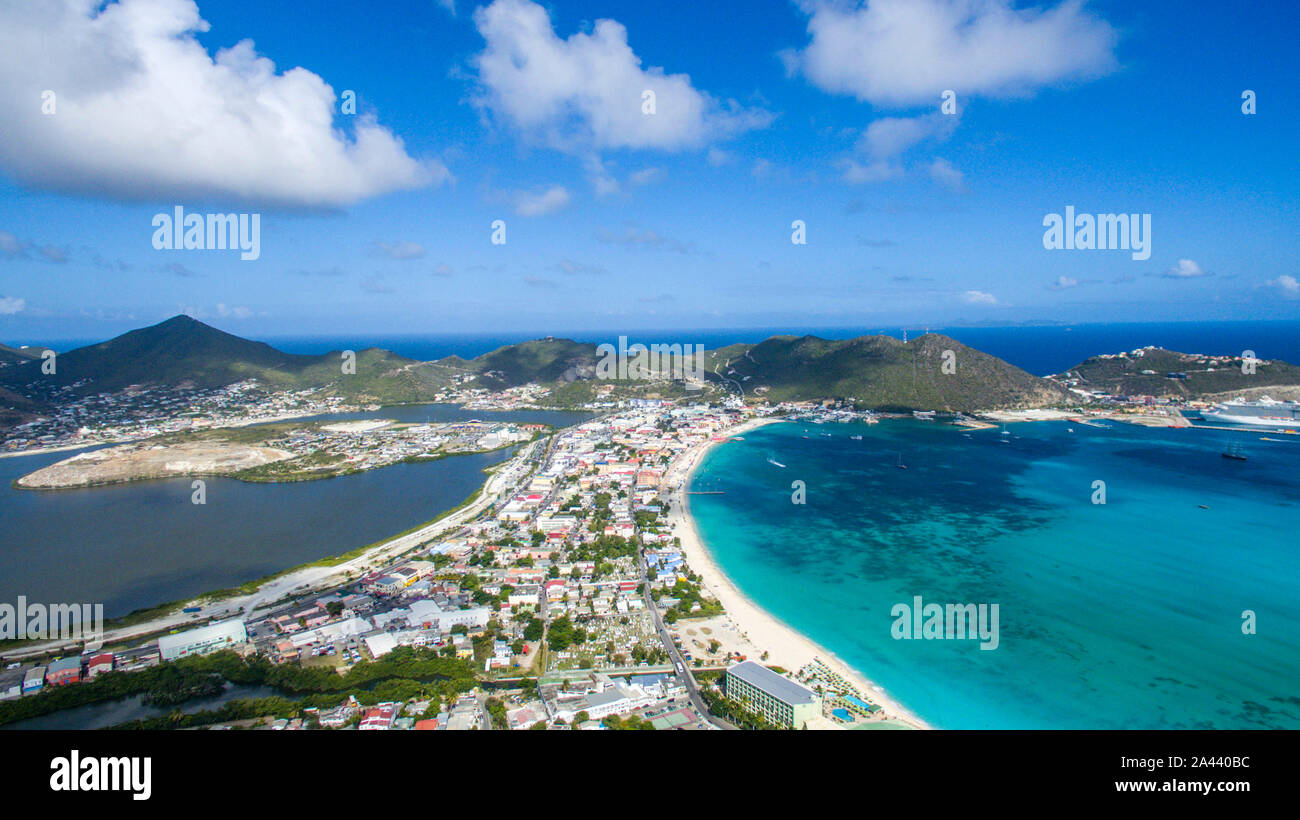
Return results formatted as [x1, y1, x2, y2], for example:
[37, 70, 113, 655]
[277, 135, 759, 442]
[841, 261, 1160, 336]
[13, 436, 532, 491]
[0, 439, 537, 662]
[666, 417, 933, 730]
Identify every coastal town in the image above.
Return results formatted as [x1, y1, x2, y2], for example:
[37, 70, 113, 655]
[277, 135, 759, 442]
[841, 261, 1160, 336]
[2, 347, 1295, 730]
[1, 379, 365, 455]
[1, 0, 1292, 801]
[2, 345, 1246, 458]
[1, 398, 921, 731]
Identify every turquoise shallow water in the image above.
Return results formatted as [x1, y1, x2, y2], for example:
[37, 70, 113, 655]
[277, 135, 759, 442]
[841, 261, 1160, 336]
[690, 420, 1300, 729]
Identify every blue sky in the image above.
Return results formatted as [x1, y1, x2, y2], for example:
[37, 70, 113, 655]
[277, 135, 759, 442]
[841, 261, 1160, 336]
[0, 0, 1297, 342]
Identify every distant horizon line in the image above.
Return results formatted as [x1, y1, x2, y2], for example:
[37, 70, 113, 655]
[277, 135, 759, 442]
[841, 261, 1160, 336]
[12, 316, 1300, 347]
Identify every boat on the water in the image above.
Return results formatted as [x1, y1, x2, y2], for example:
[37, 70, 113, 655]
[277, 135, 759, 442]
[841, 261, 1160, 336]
[1222, 442, 1247, 461]
[1202, 396, 1300, 429]
[767, 458, 786, 468]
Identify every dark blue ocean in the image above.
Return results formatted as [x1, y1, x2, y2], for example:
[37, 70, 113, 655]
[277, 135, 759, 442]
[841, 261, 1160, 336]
[690, 419, 1300, 729]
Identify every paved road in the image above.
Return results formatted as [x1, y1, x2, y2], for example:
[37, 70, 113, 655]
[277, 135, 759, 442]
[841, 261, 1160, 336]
[636, 547, 729, 730]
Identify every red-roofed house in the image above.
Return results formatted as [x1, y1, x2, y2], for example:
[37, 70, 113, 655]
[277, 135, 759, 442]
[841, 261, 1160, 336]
[359, 703, 398, 730]
[86, 653, 114, 678]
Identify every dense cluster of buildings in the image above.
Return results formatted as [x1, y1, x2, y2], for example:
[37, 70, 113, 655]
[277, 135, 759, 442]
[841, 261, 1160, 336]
[2, 651, 120, 699]
[4, 398, 868, 730]
[2, 379, 357, 453]
[258, 419, 537, 476]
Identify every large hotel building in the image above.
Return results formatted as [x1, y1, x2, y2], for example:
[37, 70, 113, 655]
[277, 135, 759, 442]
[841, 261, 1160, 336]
[724, 661, 820, 728]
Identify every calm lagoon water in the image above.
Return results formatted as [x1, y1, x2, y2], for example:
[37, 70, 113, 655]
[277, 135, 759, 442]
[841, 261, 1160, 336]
[1, 683, 279, 731]
[690, 420, 1300, 729]
[0, 405, 589, 618]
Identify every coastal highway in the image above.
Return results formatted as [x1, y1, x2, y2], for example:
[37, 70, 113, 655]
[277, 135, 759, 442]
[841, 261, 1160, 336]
[237, 435, 546, 617]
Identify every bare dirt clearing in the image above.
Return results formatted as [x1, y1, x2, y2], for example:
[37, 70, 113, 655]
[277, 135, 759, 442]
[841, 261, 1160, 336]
[16, 441, 292, 488]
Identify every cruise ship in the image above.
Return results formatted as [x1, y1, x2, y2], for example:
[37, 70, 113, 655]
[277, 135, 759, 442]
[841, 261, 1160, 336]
[1200, 397, 1300, 429]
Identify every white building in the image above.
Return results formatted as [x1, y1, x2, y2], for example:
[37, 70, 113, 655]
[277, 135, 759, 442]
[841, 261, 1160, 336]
[363, 632, 399, 659]
[289, 616, 371, 647]
[158, 619, 248, 661]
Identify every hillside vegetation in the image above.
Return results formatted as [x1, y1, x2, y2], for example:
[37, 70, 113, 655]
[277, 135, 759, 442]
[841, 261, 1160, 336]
[1, 317, 1090, 417]
[1059, 348, 1300, 399]
[703, 333, 1070, 411]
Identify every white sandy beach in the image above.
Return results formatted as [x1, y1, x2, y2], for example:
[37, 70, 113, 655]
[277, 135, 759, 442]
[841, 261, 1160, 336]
[664, 416, 931, 730]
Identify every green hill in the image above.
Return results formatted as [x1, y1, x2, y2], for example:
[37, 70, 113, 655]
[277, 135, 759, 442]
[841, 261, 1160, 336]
[0, 315, 458, 404]
[702, 333, 1070, 411]
[469, 338, 600, 388]
[0, 342, 47, 364]
[26, 315, 324, 391]
[0, 319, 1075, 416]
[1058, 348, 1300, 399]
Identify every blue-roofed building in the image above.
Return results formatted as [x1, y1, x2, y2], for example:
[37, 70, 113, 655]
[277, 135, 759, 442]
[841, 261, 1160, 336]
[45, 656, 81, 686]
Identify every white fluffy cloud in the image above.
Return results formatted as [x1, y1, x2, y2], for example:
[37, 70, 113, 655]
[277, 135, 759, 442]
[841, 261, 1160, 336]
[859, 113, 956, 159]
[0, 0, 441, 207]
[961, 289, 999, 305]
[514, 185, 571, 217]
[0, 296, 26, 315]
[216, 303, 253, 319]
[841, 112, 959, 184]
[471, 0, 770, 152]
[1164, 259, 1208, 279]
[786, 0, 1118, 106]
[1268, 275, 1299, 298]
